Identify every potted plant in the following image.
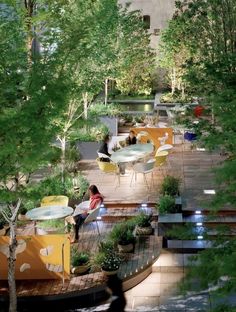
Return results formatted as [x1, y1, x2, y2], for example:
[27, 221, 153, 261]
[18, 206, 28, 221]
[161, 175, 182, 212]
[93, 251, 121, 276]
[134, 115, 145, 127]
[135, 213, 153, 235]
[157, 195, 177, 215]
[161, 175, 180, 196]
[36, 219, 65, 235]
[110, 222, 136, 253]
[71, 247, 90, 275]
[123, 114, 134, 127]
[0, 217, 6, 236]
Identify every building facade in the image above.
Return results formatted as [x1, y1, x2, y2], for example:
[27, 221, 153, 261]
[118, 0, 177, 49]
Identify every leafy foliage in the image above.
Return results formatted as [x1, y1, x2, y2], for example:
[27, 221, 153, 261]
[71, 247, 90, 267]
[109, 221, 136, 245]
[135, 213, 152, 227]
[157, 195, 176, 215]
[160, 175, 180, 196]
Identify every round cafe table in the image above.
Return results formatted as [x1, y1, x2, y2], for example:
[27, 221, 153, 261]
[26, 205, 73, 234]
[111, 143, 153, 163]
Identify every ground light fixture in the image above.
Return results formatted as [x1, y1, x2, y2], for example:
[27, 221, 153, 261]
[197, 235, 203, 240]
[203, 189, 216, 194]
[196, 222, 203, 226]
[195, 210, 202, 214]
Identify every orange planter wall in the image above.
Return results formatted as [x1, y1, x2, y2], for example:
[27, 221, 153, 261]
[0, 234, 70, 280]
[131, 127, 173, 150]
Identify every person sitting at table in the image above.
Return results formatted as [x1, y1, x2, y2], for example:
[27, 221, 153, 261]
[65, 185, 103, 242]
[98, 134, 111, 162]
[125, 130, 137, 146]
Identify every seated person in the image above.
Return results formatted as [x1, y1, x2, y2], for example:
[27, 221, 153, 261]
[98, 134, 111, 162]
[125, 130, 137, 146]
[65, 185, 103, 242]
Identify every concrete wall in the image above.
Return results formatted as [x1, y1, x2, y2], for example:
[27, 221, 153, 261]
[118, 0, 177, 49]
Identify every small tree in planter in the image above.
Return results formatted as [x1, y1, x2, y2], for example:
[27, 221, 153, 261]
[160, 175, 182, 212]
[135, 213, 153, 235]
[93, 250, 121, 276]
[109, 222, 136, 253]
[71, 246, 90, 275]
[161, 175, 180, 196]
[157, 195, 177, 215]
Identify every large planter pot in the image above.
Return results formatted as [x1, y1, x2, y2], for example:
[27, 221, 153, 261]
[102, 268, 119, 276]
[76, 141, 100, 160]
[18, 214, 29, 221]
[118, 243, 134, 253]
[71, 263, 90, 275]
[99, 116, 118, 136]
[136, 225, 153, 235]
[36, 227, 60, 235]
[0, 227, 6, 236]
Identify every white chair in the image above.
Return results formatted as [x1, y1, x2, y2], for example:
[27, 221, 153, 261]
[130, 159, 156, 189]
[156, 144, 173, 168]
[158, 132, 169, 146]
[81, 205, 101, 238]
[97, 151, 111, 160]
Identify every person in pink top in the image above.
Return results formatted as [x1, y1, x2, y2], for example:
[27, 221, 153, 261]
[68, 185, 103, 242]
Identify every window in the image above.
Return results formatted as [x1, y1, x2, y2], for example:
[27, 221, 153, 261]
[143, 15, 150, 29]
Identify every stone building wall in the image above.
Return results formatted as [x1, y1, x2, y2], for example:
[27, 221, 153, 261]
[118, 0, 177, 49]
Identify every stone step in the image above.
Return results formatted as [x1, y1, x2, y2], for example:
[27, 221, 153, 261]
[152, 252, 197, 273]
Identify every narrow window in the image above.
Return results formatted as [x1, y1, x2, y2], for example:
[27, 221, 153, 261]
[143, 15, 150, 29]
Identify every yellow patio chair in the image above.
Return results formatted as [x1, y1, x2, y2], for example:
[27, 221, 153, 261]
[154, 150, 168, 174]
[96, 158, 120, 186]
[40, 195, 69, 207]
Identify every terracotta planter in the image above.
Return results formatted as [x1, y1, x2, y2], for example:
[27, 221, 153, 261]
[0, 227, 6, 236]
[136, 225, 153, 235]
[118, 243, 134, 253]
[18, 214, 29, 221]
[102, 268, 119, 276]
[71, 263, 90, 275]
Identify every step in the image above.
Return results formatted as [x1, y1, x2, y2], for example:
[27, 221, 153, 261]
[165, 239, 212, 253]
[152, 252, 198, 272]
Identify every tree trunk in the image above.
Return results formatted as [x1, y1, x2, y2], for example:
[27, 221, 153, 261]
[171, 68, 176, 95]
[104, 78, 108, 105]
[8, 221, 17, 312]
[61, 136, 66, 184]
[83, 92, 88, 120]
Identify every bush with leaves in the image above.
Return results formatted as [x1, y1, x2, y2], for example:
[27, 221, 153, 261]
[71, 246, 90, 267]
[109, 222, 136, 245]
[135, 213, 152, 227]
[157, 195, 176, 214]
[161, 175, 180, 196]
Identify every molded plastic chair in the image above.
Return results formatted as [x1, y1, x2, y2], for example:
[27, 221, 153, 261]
[155, 151, 168, 174]
[81, 205, 101, 238]
[96, 158, 120, 186]
[40, 195, 69, 207]
[130, 159, 156, 189]
[97, 151, 111, 160]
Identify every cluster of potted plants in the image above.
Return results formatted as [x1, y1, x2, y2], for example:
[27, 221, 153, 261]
[135, 213, 153, 235]
[156, 175, 181, 214]
[93, 240, 121, 276]
[71, 246, 90, 274]
[109, 220, 136, 253]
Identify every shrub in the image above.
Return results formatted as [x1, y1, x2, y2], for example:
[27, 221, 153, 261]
[93, 251, 121, 272]
[135, 213, 152, 227]
[110, 222, 136, 245]
[71, 247, 90, 267]
[157, 195, 176, 214]
[161, 175, 180, 196]
[37, 219, 65, 232]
